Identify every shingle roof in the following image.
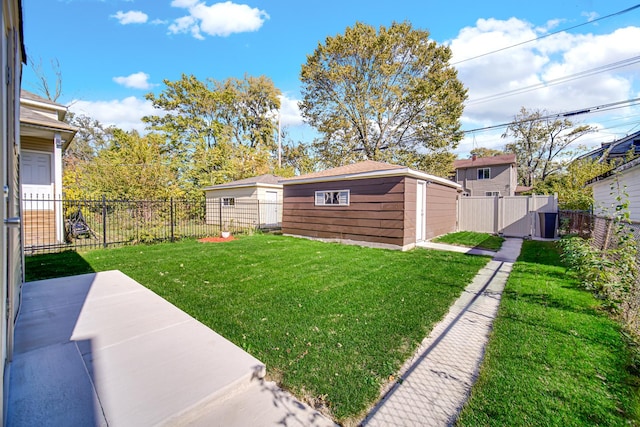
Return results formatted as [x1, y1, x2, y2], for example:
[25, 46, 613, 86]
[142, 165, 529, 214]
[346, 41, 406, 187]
[281, 160, 461, 189]
[20, 105, 76, 132]
[203, 174, 283, 190]
[20, 89, 66, 108]
[453, 154, 516, 169]
[281, 160, 405, 181]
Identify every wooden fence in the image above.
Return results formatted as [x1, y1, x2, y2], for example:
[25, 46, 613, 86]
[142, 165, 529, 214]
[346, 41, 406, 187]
[458, 194, 558, 238]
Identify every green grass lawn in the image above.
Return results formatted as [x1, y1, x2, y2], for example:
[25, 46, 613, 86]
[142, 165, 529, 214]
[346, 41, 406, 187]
[432, 231, 505, 251]
[457, 240, 640, 426]
[26, 234, 488, 424]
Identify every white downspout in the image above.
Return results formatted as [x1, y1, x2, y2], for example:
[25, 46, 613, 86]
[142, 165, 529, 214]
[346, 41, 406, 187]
[54, 133, 64, 242]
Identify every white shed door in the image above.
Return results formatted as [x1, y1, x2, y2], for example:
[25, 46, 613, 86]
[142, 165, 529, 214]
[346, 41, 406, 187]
[22, 151, 53, 210]
[416, 181, 426, 242]
[263, 191, 279, 226]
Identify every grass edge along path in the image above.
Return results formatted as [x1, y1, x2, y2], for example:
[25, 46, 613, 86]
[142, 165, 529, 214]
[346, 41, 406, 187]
[456, 240, 640, 426]
[432, 231, 505, 252]
[26, 234, 489, 425]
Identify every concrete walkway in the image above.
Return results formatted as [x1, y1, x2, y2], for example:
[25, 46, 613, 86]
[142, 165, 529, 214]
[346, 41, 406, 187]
[362, 238, 523, 426]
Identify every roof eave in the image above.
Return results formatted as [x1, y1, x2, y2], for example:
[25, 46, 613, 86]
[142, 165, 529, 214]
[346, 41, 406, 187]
[283, 167, 461, 190]
[203, 182, 283, 191]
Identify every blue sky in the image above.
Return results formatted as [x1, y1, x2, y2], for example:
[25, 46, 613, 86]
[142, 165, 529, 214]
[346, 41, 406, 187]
[21, 0, 640, 157]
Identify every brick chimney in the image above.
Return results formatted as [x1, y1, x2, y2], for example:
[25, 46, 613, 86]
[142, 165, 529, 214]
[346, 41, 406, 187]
[471, 154, 477, 161]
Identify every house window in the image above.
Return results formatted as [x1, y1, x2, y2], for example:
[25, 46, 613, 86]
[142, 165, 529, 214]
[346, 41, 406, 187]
[485, 191, 500, 196]
[315, 190, 349, 206]
[478, 168, 490, 180]
[222, 197, 235, 207]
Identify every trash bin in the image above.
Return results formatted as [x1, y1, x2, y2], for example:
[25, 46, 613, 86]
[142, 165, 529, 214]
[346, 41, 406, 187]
[538, 212, 558, 238]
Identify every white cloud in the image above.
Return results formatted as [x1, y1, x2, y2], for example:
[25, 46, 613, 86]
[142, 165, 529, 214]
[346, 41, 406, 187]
[113, 72, 154, 90]
[69, 97, 158, 133]
[111, 10, 149, 25]
[447, 18, 640, 155]
[279, 94, 304, 127]
[169, 1, 269, 38]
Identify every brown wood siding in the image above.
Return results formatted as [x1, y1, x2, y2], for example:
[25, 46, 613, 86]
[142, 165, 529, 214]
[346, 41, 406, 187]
[425, 184, 458, 239]
[282, 176, 409, 246]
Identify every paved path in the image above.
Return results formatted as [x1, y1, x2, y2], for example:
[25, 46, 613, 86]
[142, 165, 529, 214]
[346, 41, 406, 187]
[362, 238, 523, 426]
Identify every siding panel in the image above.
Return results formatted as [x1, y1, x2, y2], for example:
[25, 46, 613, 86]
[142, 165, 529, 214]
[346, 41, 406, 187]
[283, 177, 408, 247]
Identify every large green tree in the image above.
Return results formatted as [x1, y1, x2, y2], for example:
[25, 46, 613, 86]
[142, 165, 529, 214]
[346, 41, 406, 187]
[80, 129, 180, 200]
[532, 157, 614, 210]
[143, 74, 281, 193]
[503, 107, 593, 186]
[299, 21, 467, 176]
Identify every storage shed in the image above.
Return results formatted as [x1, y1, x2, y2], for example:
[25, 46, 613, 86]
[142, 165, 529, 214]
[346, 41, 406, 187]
[282, 160, 461, 250]
[204, 174, 283, 229]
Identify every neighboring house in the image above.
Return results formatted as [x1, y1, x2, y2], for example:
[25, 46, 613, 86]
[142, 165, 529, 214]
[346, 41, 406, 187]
[589, 156, 640, 223]
[204, 174, 283, 229]
[577, 130, 640, 164]
[453, 154, 518, 196]
[281, 160, 461, 251]
[1, 0, 26, 422]
[20, 90, 76, 247]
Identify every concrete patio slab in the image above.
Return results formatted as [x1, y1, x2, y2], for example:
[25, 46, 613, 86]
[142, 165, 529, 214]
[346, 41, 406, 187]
[7, 270, 267, 426]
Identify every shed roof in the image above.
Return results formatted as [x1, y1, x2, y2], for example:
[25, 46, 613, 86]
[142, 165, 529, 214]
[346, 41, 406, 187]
[282, 160, 460, 189]
[453, 154, 516, 169]
[203, 174, 283, 190]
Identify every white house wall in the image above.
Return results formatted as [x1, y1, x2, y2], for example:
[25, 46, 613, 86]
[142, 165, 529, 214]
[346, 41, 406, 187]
[592, 166, 640, 223]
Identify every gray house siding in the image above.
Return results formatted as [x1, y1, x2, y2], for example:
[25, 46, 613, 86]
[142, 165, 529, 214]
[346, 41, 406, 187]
[456, 163, 516, 196]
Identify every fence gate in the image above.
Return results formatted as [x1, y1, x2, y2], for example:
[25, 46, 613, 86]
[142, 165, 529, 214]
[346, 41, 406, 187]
[458, 195, 558, 238]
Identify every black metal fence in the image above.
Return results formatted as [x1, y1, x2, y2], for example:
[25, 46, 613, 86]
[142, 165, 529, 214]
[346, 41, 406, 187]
[22, 195, 281, 254]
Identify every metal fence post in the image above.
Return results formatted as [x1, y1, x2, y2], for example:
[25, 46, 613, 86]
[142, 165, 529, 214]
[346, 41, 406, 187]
[257, 200, 261, 229]
[219, 198, 223, 231]
[170, 197, 175, 242]
[102, 195, 107, 248]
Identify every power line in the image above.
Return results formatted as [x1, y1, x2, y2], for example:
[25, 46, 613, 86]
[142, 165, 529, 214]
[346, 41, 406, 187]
[467, 55, 640, 105]
[463, 97, 640, 134]
[452, 3, 640, 65]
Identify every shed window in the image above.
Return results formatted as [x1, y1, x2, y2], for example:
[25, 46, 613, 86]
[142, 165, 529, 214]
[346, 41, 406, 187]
[478, 168, 490, 180]
[222, 197, 235, 207]
[315, 190, 349, 206]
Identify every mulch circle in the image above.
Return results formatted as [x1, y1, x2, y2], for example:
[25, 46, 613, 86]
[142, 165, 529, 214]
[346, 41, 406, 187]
[198, 236, 236, 243]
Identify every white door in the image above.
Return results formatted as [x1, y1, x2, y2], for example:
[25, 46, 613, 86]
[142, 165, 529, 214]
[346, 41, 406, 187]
[22, 151, 53, 210]
[262, 191, 279, 226]
[416, 181, 426, 242]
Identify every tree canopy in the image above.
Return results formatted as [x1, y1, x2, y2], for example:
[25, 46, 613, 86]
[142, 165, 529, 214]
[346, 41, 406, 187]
[143, 74, 282, 194]
[299, 21, 467, 177]
[531, 157, 614, 210]
[503, 107, 593, 187]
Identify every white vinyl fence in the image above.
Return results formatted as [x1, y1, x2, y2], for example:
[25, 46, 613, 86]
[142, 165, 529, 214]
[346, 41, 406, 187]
[458, 194, 558, 238]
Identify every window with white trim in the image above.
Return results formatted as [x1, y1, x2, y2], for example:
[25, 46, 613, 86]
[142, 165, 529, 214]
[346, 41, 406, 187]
[477, 168, 490, 180]
[222, 197, 235, 207]
[315, 190, 349, 206]
[485, 191, 500, 196]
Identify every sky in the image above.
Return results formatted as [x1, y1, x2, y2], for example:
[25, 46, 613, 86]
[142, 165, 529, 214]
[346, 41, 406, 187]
[21, 0, 640, 158]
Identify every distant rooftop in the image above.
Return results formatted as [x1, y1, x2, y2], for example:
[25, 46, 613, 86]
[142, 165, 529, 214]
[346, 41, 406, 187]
[453, 154, 516, 169]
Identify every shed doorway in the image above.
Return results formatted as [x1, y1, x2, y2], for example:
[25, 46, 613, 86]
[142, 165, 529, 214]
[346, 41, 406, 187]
[416, 180, 426, 242]
[263, 190, 279, 226]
